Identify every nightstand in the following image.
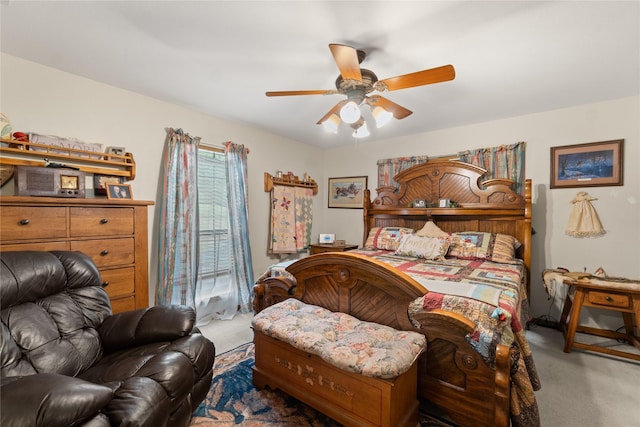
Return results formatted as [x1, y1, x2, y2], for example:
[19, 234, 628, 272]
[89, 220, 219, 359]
[309, 243, 358, 255]
[560, 278, 640, 361]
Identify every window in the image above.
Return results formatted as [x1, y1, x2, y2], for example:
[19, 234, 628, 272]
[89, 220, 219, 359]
[196, 147, 230, 299]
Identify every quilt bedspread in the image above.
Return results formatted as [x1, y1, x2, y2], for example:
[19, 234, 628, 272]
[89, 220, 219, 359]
[351, 248, 527, 364]
[350, 248, 541, 427]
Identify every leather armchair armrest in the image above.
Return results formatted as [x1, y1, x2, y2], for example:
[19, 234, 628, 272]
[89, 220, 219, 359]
[99, 305, 196, 353]
[1, 373, 112, 427]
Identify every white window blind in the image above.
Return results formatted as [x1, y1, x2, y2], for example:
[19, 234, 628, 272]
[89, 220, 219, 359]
[196, 148, 230, 286]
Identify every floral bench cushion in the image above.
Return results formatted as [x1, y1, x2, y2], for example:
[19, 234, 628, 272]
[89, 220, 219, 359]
[252, 298, 426, 379]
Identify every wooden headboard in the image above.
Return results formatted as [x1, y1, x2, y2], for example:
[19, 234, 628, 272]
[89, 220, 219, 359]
[363, 159, 532, 292]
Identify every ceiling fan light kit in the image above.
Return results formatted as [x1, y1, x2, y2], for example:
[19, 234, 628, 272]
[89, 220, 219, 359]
[266, 43, 455, 139]
[339, 101, 361, 124]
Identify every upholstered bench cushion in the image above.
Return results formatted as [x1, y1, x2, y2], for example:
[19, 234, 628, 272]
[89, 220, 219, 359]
[252, 298, 426, 379]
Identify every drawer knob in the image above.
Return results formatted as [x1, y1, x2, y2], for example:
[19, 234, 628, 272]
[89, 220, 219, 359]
[605, 296, 613, 302]
[100, 218, 109, 224]
[19, 219, 30, 225]
[100, 249, 109, 256]
[102, 281, 110, 288]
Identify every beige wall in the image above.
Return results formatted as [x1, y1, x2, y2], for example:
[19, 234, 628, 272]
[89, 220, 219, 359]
[0, 54, 324, 303]
[323, 96, 640, 325]
[3, 53, 638, 327]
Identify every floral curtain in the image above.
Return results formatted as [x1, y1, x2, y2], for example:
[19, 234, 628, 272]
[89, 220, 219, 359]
[377, 155, 429, 188]
[458, 141, 526, 195]
[225, 142, 254, 314]
[156, 128, 200, 308]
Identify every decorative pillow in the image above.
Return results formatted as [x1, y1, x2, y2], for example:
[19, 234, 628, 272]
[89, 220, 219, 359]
[363, 227, 414, 251]
[394, 235, 451, 260]
[447, 232, 520, 264]
[415, 221, 450, 238]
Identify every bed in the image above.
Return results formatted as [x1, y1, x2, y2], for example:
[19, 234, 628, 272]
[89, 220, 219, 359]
[253, 160, 540, 427]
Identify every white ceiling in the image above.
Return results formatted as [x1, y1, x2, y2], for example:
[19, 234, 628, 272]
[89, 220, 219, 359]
[1, 1, 638, 149]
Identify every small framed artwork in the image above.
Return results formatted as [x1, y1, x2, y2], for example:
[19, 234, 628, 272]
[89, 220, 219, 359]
[106, 183, 133, 200]
[106, 146, 126, 162]
[438, 198, 451, 208]
[328, 176, 367, 209]
[94, 174, 124, 196]
[413, 199, 426, 208]
[550, 139, 624, 189]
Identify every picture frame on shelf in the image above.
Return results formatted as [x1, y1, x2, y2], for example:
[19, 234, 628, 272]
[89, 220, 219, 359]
[106, 183, 133, 200]
[94, 174, 124, 196]
[106, 146, 126, 162]
[550, 139, 624, 189]
[328, 176, 367, 209]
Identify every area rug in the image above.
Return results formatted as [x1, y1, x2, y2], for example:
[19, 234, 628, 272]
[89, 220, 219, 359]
[189, 342, 456, 427]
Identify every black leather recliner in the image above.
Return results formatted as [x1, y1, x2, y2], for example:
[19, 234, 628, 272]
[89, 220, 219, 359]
[0, 251, 216, 427]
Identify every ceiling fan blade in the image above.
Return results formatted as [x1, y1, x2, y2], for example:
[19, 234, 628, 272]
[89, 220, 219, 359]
[377, 65, 455, 92]
[266, 90, 338, 97]
[365, 95, 413, 119]
[329, 44, 362, 82]
[316, 100, 347, 124]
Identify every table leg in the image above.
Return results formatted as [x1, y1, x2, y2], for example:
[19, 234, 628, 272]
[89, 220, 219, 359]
[563, 288, 585, 353]
[559, 286, 574, 331]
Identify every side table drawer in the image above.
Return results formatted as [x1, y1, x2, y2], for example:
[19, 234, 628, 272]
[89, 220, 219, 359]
[70, 207, 134, 237]
[587, 290, 630, 309]
[0, 206, 67, 240]
[71, 238, 135, 267]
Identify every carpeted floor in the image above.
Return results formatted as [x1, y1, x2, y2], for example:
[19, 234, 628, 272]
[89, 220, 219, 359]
[189, 342, 455, 427]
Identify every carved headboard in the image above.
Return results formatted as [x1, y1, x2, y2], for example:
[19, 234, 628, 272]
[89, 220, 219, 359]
[364, 159, 532, 293]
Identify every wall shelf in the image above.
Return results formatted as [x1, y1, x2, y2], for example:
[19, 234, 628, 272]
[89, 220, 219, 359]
[264, 172, 317, 195]
[0, 138, 136, 180]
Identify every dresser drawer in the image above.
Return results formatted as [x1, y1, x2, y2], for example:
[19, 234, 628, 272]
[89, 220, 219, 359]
[0, 206, 67, 240]
[69, 207, 134, 237]
[100, 267, 135, 299]
[110, 296, 136, 314]
[587, 290, 631, 309]
[71, 238, 135, 267]
[1, 241, 69, 252]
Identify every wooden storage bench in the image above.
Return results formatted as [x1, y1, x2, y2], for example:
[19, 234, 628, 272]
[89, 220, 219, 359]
[252, 299, 426, 427]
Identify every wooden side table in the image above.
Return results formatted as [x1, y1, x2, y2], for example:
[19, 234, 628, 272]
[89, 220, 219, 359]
[309, 243, 358, 255]
[559, 278, 640, 361]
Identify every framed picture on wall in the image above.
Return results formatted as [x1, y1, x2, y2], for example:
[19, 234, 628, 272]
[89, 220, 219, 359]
[550, 139, 624, 189]
[328, 176, 367, 209]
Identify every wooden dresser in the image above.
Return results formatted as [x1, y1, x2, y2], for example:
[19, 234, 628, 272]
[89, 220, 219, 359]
[0, 196, 153, 313]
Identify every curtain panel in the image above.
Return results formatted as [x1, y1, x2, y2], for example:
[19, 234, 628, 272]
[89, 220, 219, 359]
[458, 141, 526, 195]
[224, 142, 254, 314]
[156, 128, 200, 308]
[377, 155, 429, 188]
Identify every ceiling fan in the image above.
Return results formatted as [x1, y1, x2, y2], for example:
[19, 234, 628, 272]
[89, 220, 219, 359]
[266, 43, 455, 138]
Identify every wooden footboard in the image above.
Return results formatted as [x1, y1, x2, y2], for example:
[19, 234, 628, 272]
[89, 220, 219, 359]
[253, 252, 511, 427]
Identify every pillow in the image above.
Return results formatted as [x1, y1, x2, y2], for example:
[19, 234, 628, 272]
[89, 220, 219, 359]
[364, 227, 414, 251]
[447, 232, 520, 264]
[394, 235, 451, 260]
[415, 221, 449, 238]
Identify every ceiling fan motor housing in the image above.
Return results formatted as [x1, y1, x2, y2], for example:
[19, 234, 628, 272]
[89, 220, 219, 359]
[335, 68, 378, 105]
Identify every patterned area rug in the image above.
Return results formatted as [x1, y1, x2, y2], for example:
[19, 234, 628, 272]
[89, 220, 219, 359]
[189, 342, 456, 427]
